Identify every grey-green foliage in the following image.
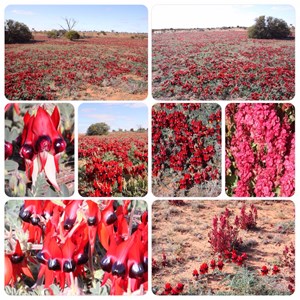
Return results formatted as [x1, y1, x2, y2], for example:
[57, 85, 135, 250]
[86, 122, 110, 136]
[248, 16, 291, 39]
[225, 267, 289, 295]
[65, 30, 80, 41]
[5, 19, 33, 43]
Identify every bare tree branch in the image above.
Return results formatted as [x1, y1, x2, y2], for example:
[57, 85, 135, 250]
[60, 17, 77, 31]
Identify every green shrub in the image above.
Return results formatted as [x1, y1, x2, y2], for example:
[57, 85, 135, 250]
[248, 16, 291, 39]
[47, 30, 59, 39]
[5, 19, 33, 43]
[65, 30, 80, 41]
[86, 123, 110, 136]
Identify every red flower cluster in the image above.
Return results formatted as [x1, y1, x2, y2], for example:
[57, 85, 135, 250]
[226, 249, 248, 266]
[161, 282, 184, 295]
[5, 200, 148, 295]
[226, 104, 295, 197]
[78, 133, 147, 197]
[152, 103, 221, 196]
[193, 260, 225, 279]
[261, 265, 280, 276]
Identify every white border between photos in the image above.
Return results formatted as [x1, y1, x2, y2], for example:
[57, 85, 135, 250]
[0, 0, 298, 299]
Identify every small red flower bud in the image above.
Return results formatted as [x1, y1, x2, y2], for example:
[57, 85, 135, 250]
[261, 265, 269, 276]
[176, 282, 184, 292]
[217, 260, 224, 270]
[164, 283, 172, 292]
[272, 265, 280, 275]
[192, 269, 199, 277]
[210, 259, 216, 270]
[200, 262, 209, 274]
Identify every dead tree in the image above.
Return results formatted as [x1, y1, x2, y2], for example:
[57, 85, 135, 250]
[60, 17, 77, 31]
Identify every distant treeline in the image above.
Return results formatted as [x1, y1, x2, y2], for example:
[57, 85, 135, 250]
[153, 26, 248, 33]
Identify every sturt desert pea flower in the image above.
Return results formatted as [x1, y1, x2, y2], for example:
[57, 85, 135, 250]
[5, 141, 13, 160]
[200, 262, 209, 274]
[261, 265, 269, 276]
[19, 106, 66, 191]
[162, 283, 172, 295]
[5, 239, 34, 286]
[193, 269, 199, 279]
[217, 260, 224, 271]
[272, 265, 280, 275]
[19, 200, 44, 243]
[210, 259, 216, 270]
[177, 282, 184, 291]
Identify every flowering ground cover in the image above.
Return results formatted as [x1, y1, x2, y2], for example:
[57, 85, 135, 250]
[152, 103, 221, 197]
[152, 200, 295, 295]
[5, 104, 74, 197]
[226, 103, 295, 197]
[4, 199, 148, 295]
[78, 132, 147, 197]
[5, 34, 148, 100]
[152, 30, 295, 100]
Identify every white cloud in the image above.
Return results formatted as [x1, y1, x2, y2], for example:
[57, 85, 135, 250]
[11, 9, 34, 16]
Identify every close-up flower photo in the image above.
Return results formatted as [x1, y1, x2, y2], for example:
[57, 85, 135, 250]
[4, 104, 74, 197]
[152, 103, 221, 197]
[226, 103, 295, 197]
[4, 199, 148, 295]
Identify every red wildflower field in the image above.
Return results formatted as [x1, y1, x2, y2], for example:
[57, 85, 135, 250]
[5, 200, 148, 295]
[152, 200, 295, 295]
[5, 104, 74, 197]
[152, 103, 221, 197]
[78, 132, 147, 197]
[226, 103, 295, 197]
[152, 30, 295, 100]
[5, 33, 148, 100]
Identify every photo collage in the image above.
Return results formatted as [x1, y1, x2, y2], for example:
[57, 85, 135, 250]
[2, 1, 297, 297]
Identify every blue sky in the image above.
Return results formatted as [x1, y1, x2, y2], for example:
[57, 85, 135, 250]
[153, 5, 295, 29]
[78, 103, 148, 133]
[5, 5, 148, 32]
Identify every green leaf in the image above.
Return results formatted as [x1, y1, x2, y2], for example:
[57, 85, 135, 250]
[60, 184, 70, 197]
[5, 160, 19, 171]
[5, 119, 13, 128]
[31, 174, 47, 197]
[226, 173, 238, 188]
[10, 128, 19, 141]
[45, 187, 58, 197]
